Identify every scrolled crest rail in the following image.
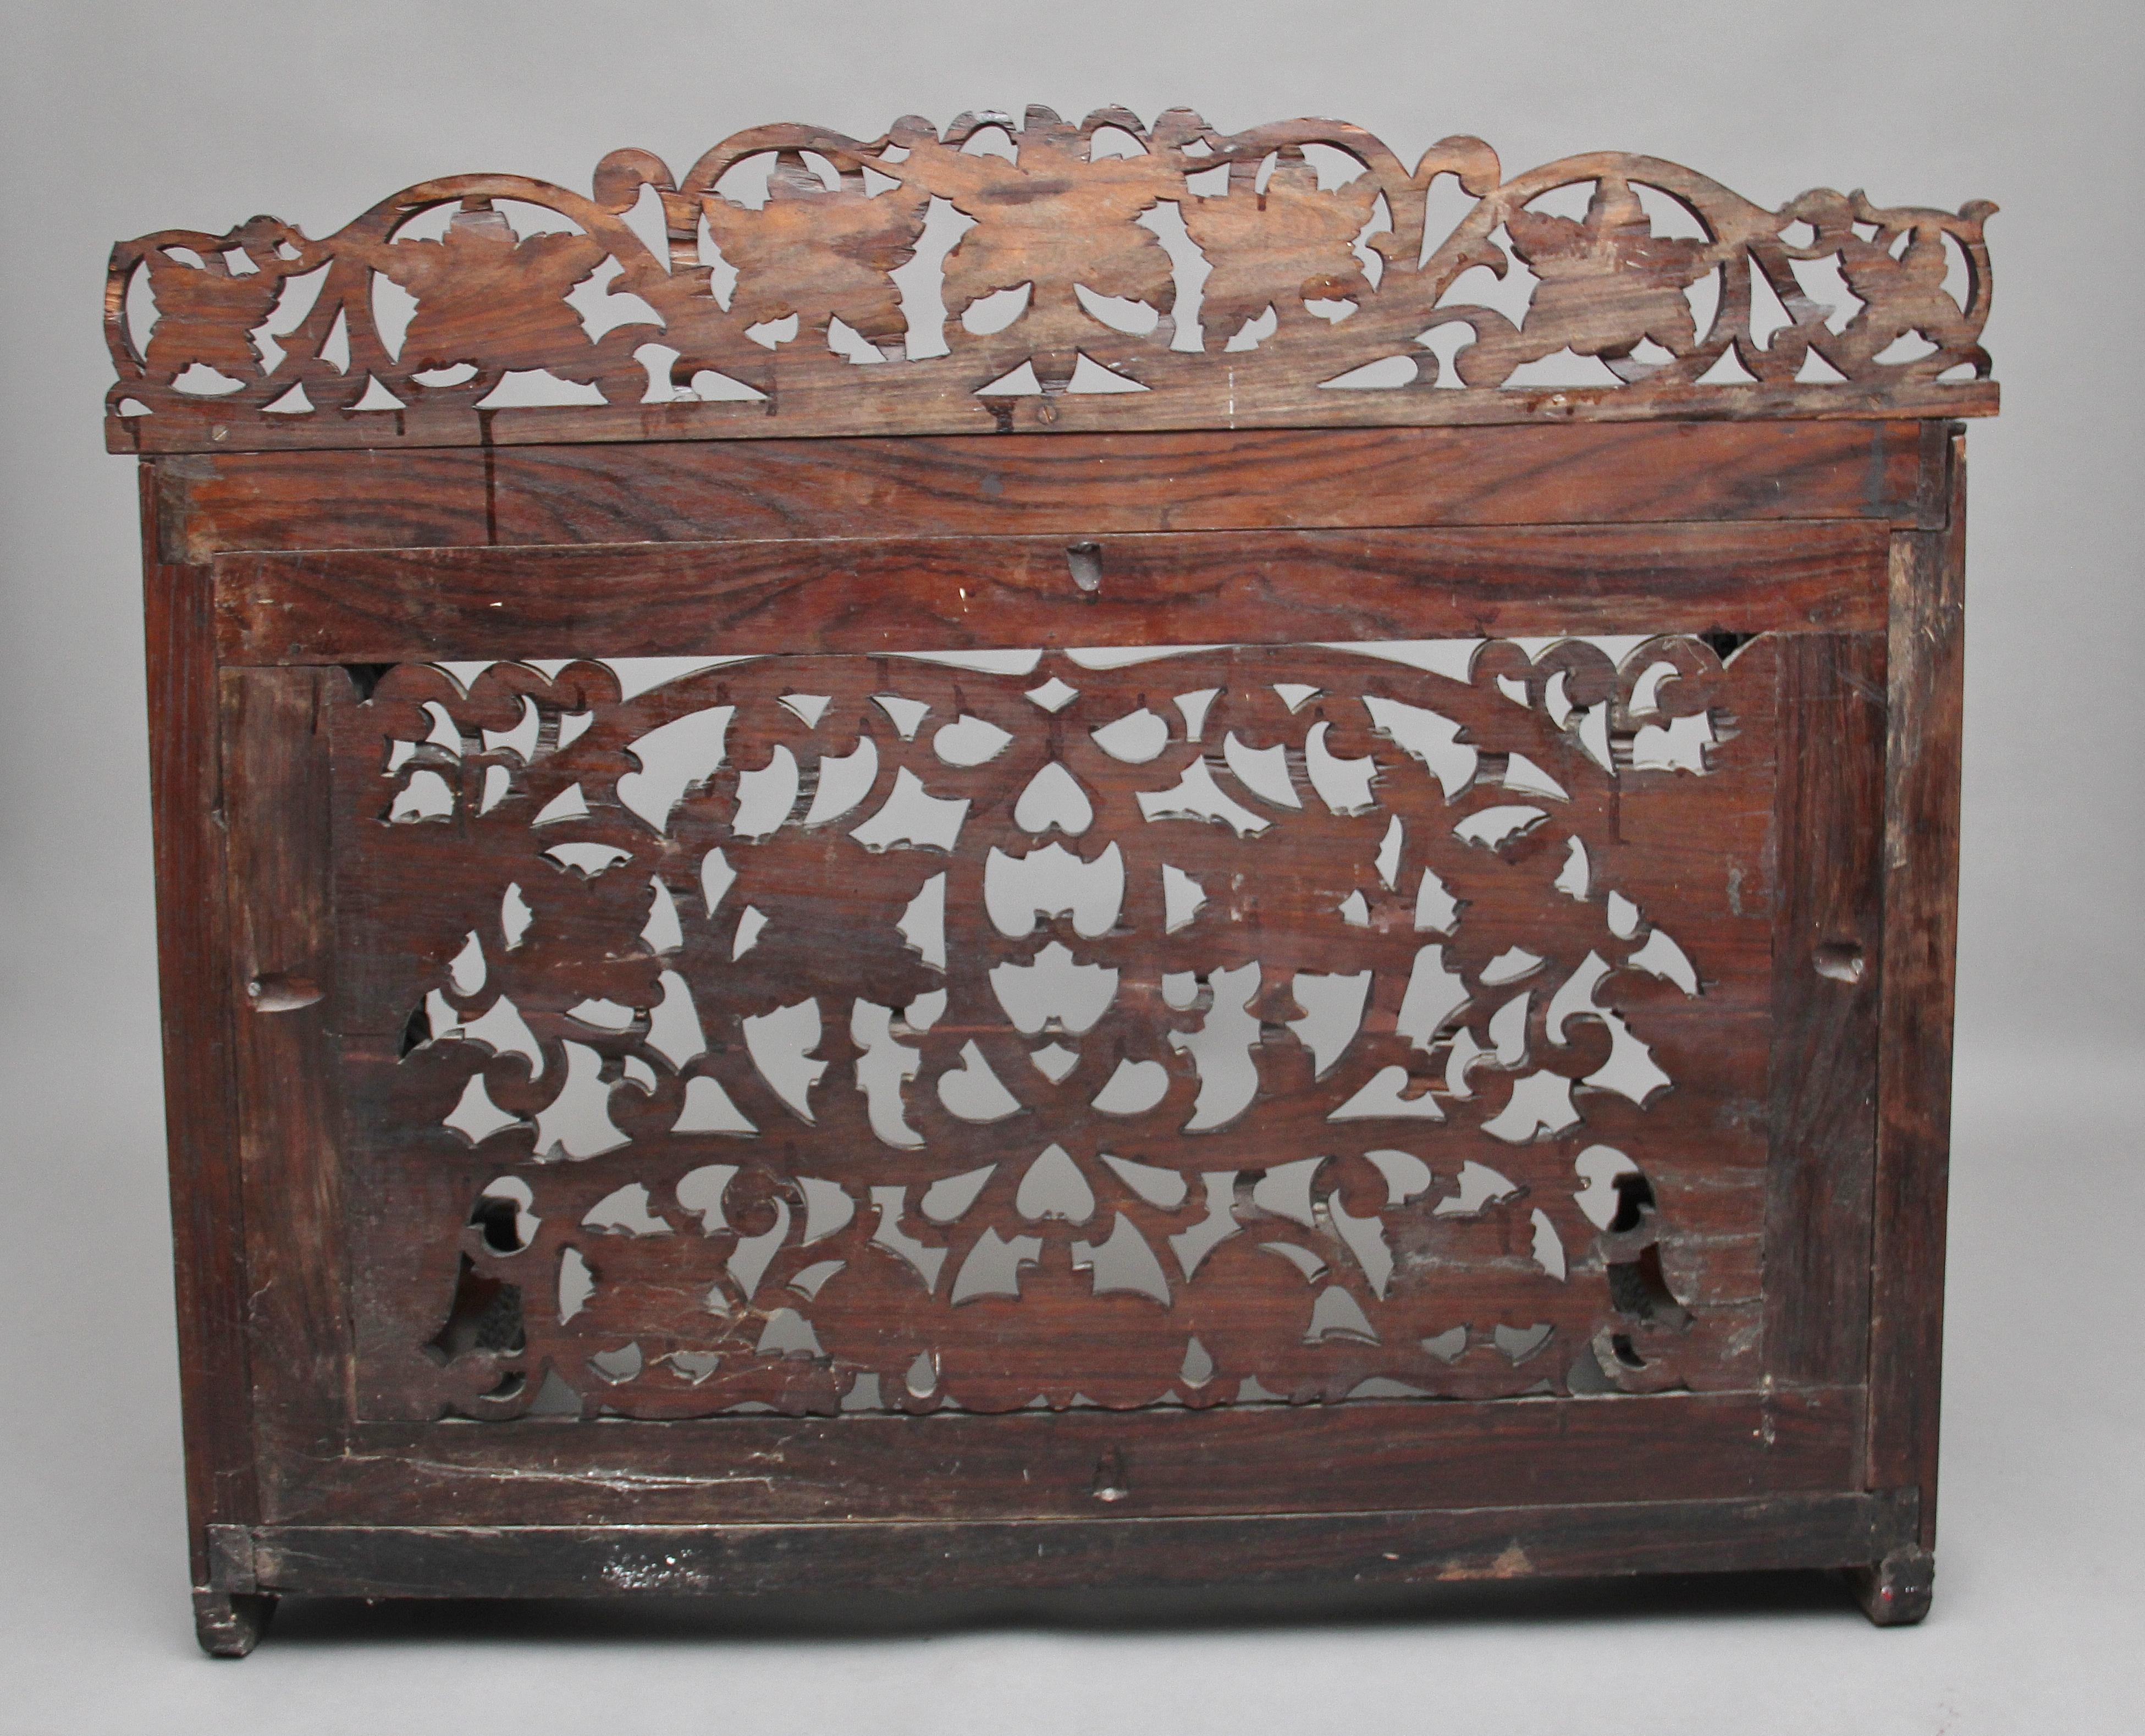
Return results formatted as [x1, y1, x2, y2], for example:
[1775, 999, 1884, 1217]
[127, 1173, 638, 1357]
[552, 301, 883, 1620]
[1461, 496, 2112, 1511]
[105, 106, 1996, 451]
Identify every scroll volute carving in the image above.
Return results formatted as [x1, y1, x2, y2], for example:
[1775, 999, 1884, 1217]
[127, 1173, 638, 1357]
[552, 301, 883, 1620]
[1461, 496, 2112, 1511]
[104, 106, 1994, 442]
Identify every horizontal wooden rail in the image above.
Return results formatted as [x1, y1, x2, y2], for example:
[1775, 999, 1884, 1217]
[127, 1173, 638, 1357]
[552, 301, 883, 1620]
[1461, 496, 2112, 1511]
[214, 520, 1888, 665]
[219, 1491, 1918, 1599]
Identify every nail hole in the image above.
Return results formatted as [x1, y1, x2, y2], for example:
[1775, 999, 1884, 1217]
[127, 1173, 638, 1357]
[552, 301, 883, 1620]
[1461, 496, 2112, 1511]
[1066, 542, 1102, 593]
[1813, 942, 1865, 983]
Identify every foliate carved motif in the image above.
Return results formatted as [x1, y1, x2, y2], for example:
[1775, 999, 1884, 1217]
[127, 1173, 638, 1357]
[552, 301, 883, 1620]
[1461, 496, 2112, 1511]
[107, 107, 1994, 442]
[337, 637, 1777, 1422]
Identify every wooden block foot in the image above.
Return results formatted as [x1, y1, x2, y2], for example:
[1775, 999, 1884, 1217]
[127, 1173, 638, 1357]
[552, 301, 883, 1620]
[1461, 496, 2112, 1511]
[192, 1590, 277, 1657]
[1848, 1546, 1934, 1626]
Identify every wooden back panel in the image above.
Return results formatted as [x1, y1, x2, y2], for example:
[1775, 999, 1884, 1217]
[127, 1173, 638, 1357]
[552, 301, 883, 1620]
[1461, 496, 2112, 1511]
[118, 111, 1982, 1635]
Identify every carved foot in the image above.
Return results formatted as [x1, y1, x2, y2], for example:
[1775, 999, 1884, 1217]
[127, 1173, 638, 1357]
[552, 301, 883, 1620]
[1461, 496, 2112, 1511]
[192, 1590, 278, 1657]
[1848, 1546, 1934, 1626]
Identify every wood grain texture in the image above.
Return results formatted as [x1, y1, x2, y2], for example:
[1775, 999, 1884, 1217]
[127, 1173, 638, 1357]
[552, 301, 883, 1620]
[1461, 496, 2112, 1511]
[119, 179, 1982, 1636]
[221, 667, 349, 1475]
[110, 376, 2000, 456]
[261, 1387, 1863, 1529]
[140, 469, 258, 1588]
[1868, 430, 1967, 1546]
[157, 421, 1939, 562]
[321, 640, 1775, 1429]
[1763, 633, 1886, 1386]
[213, 521, 1888, 665]
[106, 108, 1995, 455]
[232, 1489, 1919, 1599]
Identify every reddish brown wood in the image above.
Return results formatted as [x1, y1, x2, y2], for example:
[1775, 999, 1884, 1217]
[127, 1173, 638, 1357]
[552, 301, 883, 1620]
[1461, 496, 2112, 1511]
[110, 374, 2000, 456]
[212, 521, 1888, 665]
[118, 130, 1983, 1640]
[315, 640, 1775, 1430]
[221, 668, 348, 1476]
[140, 475, 258, 1593]
[1867, 430, 1967, 1550]
[1763, 632, 1886, 1385]
[257, 1388, 1861, 1529]
[157, 422, 1938, 562]
[229, 1489, 1919, 1599]
[104, 110, 1996, 458]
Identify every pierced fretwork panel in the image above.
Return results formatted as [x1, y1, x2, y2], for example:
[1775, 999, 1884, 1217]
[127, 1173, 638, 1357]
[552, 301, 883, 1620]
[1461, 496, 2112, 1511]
[334, 635, 1778, 1421]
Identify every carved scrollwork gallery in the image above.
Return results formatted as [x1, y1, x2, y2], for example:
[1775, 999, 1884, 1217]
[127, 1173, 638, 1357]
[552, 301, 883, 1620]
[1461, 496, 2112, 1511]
[104, 106, 1996, 448]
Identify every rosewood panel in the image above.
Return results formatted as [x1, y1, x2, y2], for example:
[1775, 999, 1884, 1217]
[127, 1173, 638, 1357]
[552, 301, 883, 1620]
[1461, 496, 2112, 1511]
[213, 522, 1888, 666]
[1762, 633, 1887, 1385]
[159, 422, 1939, 563]
[262, 1388, 1863, 1528]
[104, 111, 1995, 457]
[323, 638, 1775, 1431]
[142, 535, 256, 1586]
[220, 667, 349, 1474]
[229, 1490, 1920, 1599]
[1869, 431, 1967, 1545]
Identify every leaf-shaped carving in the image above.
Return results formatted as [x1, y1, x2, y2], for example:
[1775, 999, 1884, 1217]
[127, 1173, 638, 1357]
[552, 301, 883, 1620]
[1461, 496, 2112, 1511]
[102, 111, 1997, 444]
[139, 227, 297, 385]
[1183, 155, 1381, 334]
[703, 153, 930, 349]
[1503, 179, 1710, 362]
[376, 202, 649, 398]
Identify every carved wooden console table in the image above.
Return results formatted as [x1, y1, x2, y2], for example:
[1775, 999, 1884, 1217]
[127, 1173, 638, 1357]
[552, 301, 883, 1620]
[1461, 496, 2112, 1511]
[108, 107, 1993, 1654]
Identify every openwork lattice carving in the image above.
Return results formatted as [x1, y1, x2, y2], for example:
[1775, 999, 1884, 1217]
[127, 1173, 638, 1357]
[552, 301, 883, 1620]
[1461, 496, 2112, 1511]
[339, 635, 1778, 1421]
[107, 107, 1994, 448]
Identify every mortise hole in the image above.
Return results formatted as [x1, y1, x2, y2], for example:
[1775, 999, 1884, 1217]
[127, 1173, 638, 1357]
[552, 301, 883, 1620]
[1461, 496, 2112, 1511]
[1813, 941, 1865, 983]
[1066, 542, 1102, 593]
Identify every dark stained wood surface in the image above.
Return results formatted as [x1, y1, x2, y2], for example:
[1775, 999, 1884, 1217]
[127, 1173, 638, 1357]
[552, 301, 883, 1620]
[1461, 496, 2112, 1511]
[111, 376, 2001, 457]
[1868, 429, 1968, 1547]
[1762, 633, 1886, 1386]
[220, 667, 349, 1478]
[319, 640, 1777, 1432]
[159, 421, 1943, 562]
[141, 497, 258, 1591]
[104, 109, 1997, 456]
[213, 521, 1889, 665]
[229, 1489, 1920, 1599]
[129, 361, 1973, 1638]
[264, 1389, 1864, 1528]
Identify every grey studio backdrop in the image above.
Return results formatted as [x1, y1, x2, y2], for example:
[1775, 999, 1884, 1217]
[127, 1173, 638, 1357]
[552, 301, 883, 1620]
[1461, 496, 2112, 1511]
[1, 3, 2137, 1732]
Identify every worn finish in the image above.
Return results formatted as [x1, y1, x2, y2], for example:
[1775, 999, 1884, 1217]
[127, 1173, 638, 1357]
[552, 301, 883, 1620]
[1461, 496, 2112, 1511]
[214, 522, 1888, 665]
[120, 120, 1980, 1651]
[107, 109, 1994, 455]
[330, 638, 1773, 1425]
[1762, 633, 1886, 1386]
[228, 1490, 1920, 1600]
[155, 420, 1945, 561]
[251, 1387, 1863, 1529]
[141, 489, 258, 1596]
[1868, 433, 1967, 1543]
